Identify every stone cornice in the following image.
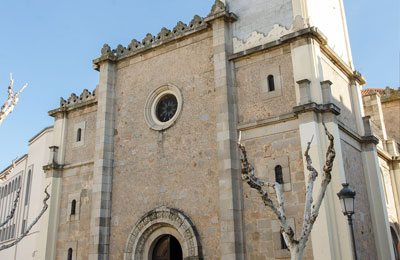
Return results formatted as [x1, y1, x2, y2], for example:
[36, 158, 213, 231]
[293, 102, 341, 115]
[93, 0, 235, 68]
[337, 121, 379, 145]
[237, 112, 297, 131]
[229, 27, 366, 86]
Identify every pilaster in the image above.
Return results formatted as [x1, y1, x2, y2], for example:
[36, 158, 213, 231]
[88, 61, 116, 260]
[361, 117, 396, 260]
[295, 80, 353, 260]
[40, 114, 67, 260]
[390, 159, 400, 223]
[207, 8, 245, 260]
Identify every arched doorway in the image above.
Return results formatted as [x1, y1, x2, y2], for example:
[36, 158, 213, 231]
[152, 235, 183, 260]
[123, 206, 202, 260]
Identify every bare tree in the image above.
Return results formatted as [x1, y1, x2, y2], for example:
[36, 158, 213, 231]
[0, 74, 26, 180]
[0, 75, 50, 252]
[239, 123, 335, 260]
[0, 73, 27, 127]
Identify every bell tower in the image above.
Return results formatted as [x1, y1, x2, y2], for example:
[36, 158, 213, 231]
[224, 0, 353, 66]
[220, 0, 395, 259]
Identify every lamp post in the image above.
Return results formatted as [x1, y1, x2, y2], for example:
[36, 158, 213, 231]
[337, 183, 357, 260]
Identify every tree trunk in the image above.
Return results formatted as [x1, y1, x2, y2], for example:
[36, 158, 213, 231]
[291, 245, 304, 260]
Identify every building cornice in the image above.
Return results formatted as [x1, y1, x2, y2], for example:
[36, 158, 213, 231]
[229, 27, 366, 86]
[28, 126, 54, 144]
[237, 112, 297, 131]
[0, 154, 28, 176]
[337, 121, 379, 145]
[293, 102, 341, 115]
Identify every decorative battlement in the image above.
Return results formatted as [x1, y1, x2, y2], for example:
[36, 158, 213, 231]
[59, 88, 97, 109]
[93, 0, 233, 65]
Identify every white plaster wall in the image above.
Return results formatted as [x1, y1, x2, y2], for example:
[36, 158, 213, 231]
[226, 0, 294, 40]
[0, 127, 53, 260]
[0, 157, 27, 259]
[25, 129, 53, 233]
[306, 0, 352, 65]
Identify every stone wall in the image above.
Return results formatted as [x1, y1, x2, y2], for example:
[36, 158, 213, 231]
[55, 105, 97, 260]
[382, 99, 400, 143]
[240, 127, 314, 260]
[340, 135, 378, 260]
[235, 46, 296, 125]
[109, 30, 222, 260]
[63, 105, 97, 165]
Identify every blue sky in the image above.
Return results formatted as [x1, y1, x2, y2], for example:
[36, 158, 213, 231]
[0, 0, 398, 170]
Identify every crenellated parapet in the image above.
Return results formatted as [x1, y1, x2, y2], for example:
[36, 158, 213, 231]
[93, 0, 235, 66]
[381, 87, 400, 102]
[47, 88, 98, 117]
[59, 88, 96, 108]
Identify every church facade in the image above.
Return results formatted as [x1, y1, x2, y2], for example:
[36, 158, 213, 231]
[42, 0, 396, 259]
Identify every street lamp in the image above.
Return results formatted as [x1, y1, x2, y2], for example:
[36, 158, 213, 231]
[337, 183, 357, 260]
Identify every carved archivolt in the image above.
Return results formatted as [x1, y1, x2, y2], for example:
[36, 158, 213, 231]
[124, 206, 202, 260]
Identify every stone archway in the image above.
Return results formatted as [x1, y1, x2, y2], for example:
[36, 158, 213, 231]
[123, 206, 202, 260]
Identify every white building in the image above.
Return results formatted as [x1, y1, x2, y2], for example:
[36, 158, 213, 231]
[0, 126, 53, 259]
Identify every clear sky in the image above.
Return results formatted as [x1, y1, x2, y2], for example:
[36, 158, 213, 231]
[0, 0, 398, 170]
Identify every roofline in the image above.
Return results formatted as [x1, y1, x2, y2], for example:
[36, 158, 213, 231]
[28, 125, 54, 144]
[0, 154, 28, 175]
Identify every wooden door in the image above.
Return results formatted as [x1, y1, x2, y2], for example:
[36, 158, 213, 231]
[152, 235, 183, 260]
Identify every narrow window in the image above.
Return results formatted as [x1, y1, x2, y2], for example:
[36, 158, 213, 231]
[11, 224, 15, 238]
[71, 200, 76, 215]
[21, 220, 26, 234]
[275, 165, 283, 184]
[268, 75, 275, 92]
[68, 248, 73, 260]
[280, 232, 288, 250]
[76, 128, 82, 142]
[25, 170, 32, 206]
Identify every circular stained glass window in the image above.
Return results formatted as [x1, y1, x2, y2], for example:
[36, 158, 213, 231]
[156, 94, 178, 122]
[144, 84, 183, 131]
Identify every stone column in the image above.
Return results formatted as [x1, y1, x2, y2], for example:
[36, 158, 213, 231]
[349, 81, 365, 135]
[361, 117, 396, 260]
[207, 11, 245, 260]
[89, 60, 116, 260]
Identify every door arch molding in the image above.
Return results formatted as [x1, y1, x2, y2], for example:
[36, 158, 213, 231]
[123, 206, 202, 260]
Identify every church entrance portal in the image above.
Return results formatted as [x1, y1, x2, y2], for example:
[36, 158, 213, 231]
[152, 235, 183, 260]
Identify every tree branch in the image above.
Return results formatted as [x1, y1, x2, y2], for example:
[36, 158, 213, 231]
[0, 188, 21, 228]
[239, 142, 296, 247]
[301, 135, 318, 239]
[0, 185, 50, 251]
[299, 123, 336, 248]
[0, 74, 27, 127]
